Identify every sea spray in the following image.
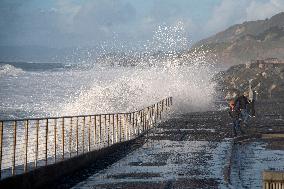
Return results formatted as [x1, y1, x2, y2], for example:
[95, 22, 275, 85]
[54, 22, 217, 116]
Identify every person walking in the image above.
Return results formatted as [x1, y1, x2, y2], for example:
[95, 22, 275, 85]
[228, 99, 243, 136]
[235, 92, 249, 127]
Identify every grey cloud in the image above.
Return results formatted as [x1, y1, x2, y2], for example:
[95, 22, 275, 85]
[1, 0, 284, 49]
[72, 1, 136, 33]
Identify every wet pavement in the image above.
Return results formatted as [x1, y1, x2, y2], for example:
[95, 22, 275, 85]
[71, 111, 233, 189]
[73, 139, 232, 189]
[58, 100, 284, 189]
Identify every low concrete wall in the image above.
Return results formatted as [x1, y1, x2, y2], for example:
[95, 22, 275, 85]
[262, 133, 284, 139]
[263, 171, 284, 189]
[0, 136, 145, 189]
[263, 170, 284, 181]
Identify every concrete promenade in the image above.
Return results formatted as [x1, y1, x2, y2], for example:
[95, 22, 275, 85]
[54, 100, 284, 189]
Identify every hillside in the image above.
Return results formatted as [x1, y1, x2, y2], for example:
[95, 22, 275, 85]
[192, 12, 284, 65]
[214, 63, 284, 100]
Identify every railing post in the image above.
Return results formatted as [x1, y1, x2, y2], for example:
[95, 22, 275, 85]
[141, 111, 143, 132]
[137, 112, 139, 135]
[150, 107, 152, 127]
[156, 103, 159, 121]
[104, 114, 109, 147]
[69, 117, 73, 158]
[94, 116, 97, 148]
[0, 121, 3, 179]
[123, 114, 126, 141]
[107, 114, 110, 146]
[82, 116, 85, 154]
[138, 110, 143, 134]
[135, 112, 138, 135]
[76, 117, 79, 155]
[116, 114, 119, 143]
[146, 107, 151, 130]
[35, 120, 39, 168]
[148, 107, 151, 129]
[141, 110, 144, 133]
[128, 113, 130, 139]
[119, 114, 122, 142]
[112, 114, 115, 144]
[99, 115, 102, 144]
[165, 98, 167, 110]
[45, 119, 48, 166]
[130, 113, 132, 139]
[128, 114, 130, 139]
[143, 110, 146, 132]
[167, 97, 169, 107]
[132, 112, 135, 137]
[12, 121, 16, 176]
[129, 113, 132, 139]
[152, 105, 155, 127]
[88, 116, 91, 152]
[62, 118, 65, 160]
[121, 114, 124, 141]
[24, 120, 28, 172]
[145, 108, 147, 131]
[103, 115, 105, 146]
[146, 109, 148, 130]
[160, 102, 162, 119]
[54, 119, 57, 163]
[124, 113, 129, 140]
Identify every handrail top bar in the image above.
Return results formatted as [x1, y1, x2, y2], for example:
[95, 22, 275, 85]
[0, 97, 172, 122]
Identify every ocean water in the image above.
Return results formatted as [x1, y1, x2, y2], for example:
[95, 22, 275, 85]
[0, 59, 216, 121]
[0, 23, 218, 120]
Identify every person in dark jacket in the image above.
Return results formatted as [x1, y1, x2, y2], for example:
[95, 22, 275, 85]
[228, 99, 243, 136]
[235, 92, 249, 126]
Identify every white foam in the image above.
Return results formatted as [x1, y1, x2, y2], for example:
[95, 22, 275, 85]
[53, 22, 217, 116]
[0, 64, 25, 77]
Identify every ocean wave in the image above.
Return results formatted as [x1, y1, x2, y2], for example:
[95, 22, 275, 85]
[0, 64, 25, 77]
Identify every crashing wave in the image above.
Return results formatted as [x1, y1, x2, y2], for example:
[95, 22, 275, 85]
[51, 22, 218, 116]
[0, 64, 25, 77]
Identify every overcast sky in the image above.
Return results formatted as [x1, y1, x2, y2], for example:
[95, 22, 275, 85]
[1, 0, 284, 49]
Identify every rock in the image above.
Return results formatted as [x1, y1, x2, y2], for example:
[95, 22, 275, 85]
[214, 62, 284, 100]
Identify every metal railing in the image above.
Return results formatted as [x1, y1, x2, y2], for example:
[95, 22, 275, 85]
[0, 97, 172, 180]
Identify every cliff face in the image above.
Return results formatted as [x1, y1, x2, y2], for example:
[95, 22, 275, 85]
[214, 63, 284, 100]
[192, 12, 284, 65]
